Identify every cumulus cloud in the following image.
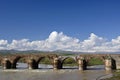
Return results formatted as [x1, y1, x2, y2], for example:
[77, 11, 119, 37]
[82, 33, 105, 49]
[0, 31, 120, 52]
[0, 40, 8, 49]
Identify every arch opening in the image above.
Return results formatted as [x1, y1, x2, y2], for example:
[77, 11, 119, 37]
[62, 57, 78, 69]
[86, 57, 105, 70]
[14, 57, 28, 69]
[37, 57, 53, 69]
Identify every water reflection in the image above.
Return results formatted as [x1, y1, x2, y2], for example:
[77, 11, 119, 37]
[16, 63, 105, 70]
[0, 63, 112, 80]
[87, 65, 105, 70]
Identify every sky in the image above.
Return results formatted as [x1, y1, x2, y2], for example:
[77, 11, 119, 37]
[0, 0, 120, 52]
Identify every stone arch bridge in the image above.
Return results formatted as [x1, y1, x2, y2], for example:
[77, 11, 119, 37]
[0, 54, 120, 71]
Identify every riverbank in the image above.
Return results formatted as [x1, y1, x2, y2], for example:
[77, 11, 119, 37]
[99, 70, 120, 80]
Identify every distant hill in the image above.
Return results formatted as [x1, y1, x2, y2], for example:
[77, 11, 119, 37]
[0, 50, 120, 55]
[0, 50, 45, 54]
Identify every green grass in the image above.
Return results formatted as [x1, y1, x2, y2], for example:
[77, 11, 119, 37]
[63, 58, 77, 66]
[88, 58, 104, 66]
[39, 57, 51, 64]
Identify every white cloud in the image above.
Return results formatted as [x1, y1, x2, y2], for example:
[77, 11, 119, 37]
[46, 31, 80, 51]
[0, 31, 120, 52]
[0, 40, 8, 45]
[82, 33, 104, 48]
[0, 40, 8, 49]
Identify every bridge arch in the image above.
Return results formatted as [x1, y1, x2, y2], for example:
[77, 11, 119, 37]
[36, 56, 53, 69]
[86, 56, 105, 65]
[12, 55, 28, 69]
[85, 56, 105, 70]
[60, 56, 77, 69]
[84, 55, 116, 70]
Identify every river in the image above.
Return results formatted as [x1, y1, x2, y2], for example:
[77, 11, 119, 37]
[0, 63, 112, 80]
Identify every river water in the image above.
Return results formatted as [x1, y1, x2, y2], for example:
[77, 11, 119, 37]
[0, 63, 112, 80]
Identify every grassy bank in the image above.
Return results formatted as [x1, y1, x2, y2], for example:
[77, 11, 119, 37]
[101, 71, 120, 80]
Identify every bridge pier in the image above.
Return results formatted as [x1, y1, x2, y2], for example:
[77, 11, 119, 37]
[105, 58, 112, 71]
[78, 57, 86, 70]
[2, 58, 11, 69]
[27, 58, 36, 69]
[53, 58, 59, 70]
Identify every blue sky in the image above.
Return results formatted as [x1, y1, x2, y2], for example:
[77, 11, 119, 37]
[0, 0, 120, 40]
[0, 0, 120, 52]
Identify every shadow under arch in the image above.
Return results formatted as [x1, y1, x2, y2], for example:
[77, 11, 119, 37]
[0, 55, 2, 65]
[4, 60, 11, 69]
[0, 55, 3, 65]
[111, 58, 116, 70]
[61, 57, 78, 69]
